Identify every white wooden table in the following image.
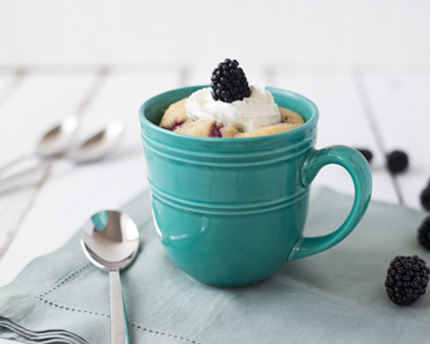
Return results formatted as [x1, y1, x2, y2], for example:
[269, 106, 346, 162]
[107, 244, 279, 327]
[0, 67, 429, 343]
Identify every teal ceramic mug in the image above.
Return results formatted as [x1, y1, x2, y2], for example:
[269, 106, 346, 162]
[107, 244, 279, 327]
[139, 86, 372, 288]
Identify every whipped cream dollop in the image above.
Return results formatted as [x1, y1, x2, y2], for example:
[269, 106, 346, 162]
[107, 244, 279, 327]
[185, 83, 281, 132]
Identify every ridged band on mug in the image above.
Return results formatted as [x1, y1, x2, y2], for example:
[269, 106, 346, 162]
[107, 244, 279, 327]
[148, 179, 310, 215]
[141, 132, 317, 167]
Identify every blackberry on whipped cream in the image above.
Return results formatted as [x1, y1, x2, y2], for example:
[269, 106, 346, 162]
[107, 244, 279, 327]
[211, 58, 250, 103]
[186, 83, 281, 132]
[159, 59, 305, 138]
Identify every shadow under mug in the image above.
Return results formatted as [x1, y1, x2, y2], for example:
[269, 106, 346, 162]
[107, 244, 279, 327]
[139, 86, 372, 288]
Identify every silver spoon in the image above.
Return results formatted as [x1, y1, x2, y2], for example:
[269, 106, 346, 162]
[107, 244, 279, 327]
[81, 210, 140, 344]
[0, 121, 124, 186]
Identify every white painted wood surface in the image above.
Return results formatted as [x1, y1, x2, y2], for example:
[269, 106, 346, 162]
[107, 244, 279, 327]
[0, 67, 429, 343]
[1, 1, 430, 68]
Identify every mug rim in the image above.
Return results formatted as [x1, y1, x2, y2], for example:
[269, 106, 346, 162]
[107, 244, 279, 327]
[139, 85, 319, 142]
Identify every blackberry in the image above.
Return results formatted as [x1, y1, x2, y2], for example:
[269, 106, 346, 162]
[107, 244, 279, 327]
[418, 216, 430, 250]
[420, 187, 430, 211]
[385, 255, 429, 306]
[386, 150, 409, 174]
[355, 148, 373, 163]
[211, 58, 251, 103]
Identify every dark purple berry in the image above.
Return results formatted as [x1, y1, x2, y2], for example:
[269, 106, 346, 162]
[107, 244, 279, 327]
[420, 187, 430, 211]
[209, 123, 222, 138]
[418, 216, 430, 250]
[386, 150, 409, 174]
[211, 59, 250, 103]
[385, 255, 429, 305]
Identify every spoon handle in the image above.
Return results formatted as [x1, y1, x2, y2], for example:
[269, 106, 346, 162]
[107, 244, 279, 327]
[0, 160, 51, 187]
[109, 269, 129, 344]
[0, 153, 34, 175]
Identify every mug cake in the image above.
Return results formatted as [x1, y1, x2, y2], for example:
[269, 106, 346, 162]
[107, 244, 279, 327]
[159, 59, 305, 138]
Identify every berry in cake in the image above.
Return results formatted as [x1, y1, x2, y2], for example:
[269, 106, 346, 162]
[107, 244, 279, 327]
[384, 255, 429, 305]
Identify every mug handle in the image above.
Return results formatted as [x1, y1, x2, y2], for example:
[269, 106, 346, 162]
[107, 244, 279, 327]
[288, 145, 372, 261]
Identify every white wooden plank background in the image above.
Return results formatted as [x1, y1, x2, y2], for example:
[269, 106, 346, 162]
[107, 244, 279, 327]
[1, 1, 430, 68]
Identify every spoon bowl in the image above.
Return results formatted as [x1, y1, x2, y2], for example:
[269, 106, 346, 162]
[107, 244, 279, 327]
[70, 121, 124, 164]
[36, 116, 80, 158]
[81, 210, 139, 270]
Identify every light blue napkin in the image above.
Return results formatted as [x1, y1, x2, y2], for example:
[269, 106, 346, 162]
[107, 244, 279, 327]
[0, 186, 429, 344]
